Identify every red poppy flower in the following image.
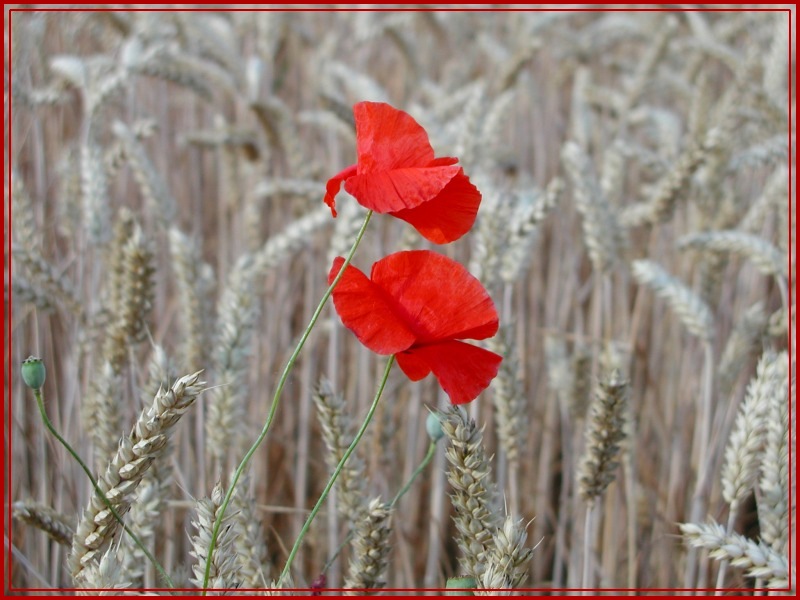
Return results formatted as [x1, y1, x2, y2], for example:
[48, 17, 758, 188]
[329, 250, 502, 405]
[323, 101, 482, 244]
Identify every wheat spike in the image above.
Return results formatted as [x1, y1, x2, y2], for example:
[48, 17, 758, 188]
[13, 500, 75, 547]
[312, 378, 367, 525]
[577, 370, 629, 503]
[206, 255, 259, 467]
[721, 350, 786, 512]
[69, 371, 204, 581]
[561, 141, 623, 273]
[111, 120, 176, 227]
[76, 546, 132, 593]
[102, 223, 155, 374]
[189, 482, 241, 591]
[762, 13, 789, 108]
[12, 245, 85, 320]
[757, 351, 790, 554]
[479, 515, 534, 593]
[442, 406, 501, 579]
[631, 259, 715, 342]
[80, 138, 112, 246]
[117, 475, 168, 588]
[252, 207, 331, 276]
[679, 521, 789, 588]
[678, 230, 787, 280]
[344, 497, 394, 593]
[230, 474, 269, 589]
[499, 180, 563, 283]
[487, 326, 526, 464]
[168, 228, 215, 374]
[83, 361, 124, 470]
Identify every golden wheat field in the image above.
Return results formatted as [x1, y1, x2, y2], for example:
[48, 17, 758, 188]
[6, 5, 795, 595]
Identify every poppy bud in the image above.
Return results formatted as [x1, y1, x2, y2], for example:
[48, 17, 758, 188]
[426, 410, 444, 442]
[21, 356, 46, 390]
[445, 576, 476, 594]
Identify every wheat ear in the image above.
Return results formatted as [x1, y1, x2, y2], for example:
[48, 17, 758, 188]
[312, 378, 367, 525]
[343, 497, 394, 593]
[69, 372, 204, 581]
[680, 522, 789, 588]
[442, 406, 501, 580]
[190, 482, 241, 591]
[479, 515, 534, 593]
[13, 500, 74, 547]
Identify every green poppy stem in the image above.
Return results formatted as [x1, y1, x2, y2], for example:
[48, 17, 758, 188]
[320, 438, 438, 576]
[389, 440, 437, 508]
[32, 387, 174, 589]
[279, 355, 395, 586]
[201, 209, 374, 593]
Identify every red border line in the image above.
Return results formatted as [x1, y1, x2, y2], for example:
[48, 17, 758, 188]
[5, 3, 796, 595]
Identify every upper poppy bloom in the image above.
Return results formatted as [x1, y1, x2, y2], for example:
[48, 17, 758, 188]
[323, 101, 482, 244]
[329, 250, 502, 405]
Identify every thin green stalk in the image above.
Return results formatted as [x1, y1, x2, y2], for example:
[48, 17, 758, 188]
[33, 388, 174, 589]
[201, 210, 374, 592]
[279, 356, 395, 586]
[321, 439, 438, 575]
[390, 441, 437, 508]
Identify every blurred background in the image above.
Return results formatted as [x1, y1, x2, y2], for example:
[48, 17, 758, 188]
[7, 6, 793, 592]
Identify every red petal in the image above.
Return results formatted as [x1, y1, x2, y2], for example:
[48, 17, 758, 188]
[428, 156, 459, 167]
[323, 164, 358, 217]
[390, 169, 481, 243]
[399, 341, 502, 405]
[329, 257, 417, 355]
[353, 101, 434, 172]
[395, 350, 431, 381]
[370, 250, 499, 343]
[343, 165, 461, 213]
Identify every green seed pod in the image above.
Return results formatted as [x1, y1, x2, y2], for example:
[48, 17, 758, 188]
[426, 410, 444, 442]
[21, 356, 46, 390]
[445, 576, 476, 594]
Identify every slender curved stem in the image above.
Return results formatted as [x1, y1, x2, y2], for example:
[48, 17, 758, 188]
[321, 439, 438, 576]
[33, 388, 174, 589]
[201, 210, 374, 592]
[390, 441, 437, 508]
[279, 356, 395, 586]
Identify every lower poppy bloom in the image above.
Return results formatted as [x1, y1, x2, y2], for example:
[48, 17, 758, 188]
[323, 101, 481, 244]
[329, 250, 502, 404]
